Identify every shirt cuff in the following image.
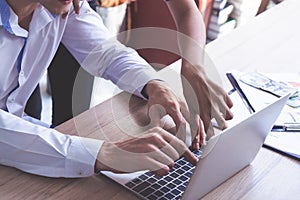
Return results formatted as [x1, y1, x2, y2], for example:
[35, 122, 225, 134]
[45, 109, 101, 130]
[65, 136, 103, 177]
[133, 69, 163, 100]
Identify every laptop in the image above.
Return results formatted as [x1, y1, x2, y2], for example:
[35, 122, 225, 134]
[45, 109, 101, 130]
[101, 94, 289, 200]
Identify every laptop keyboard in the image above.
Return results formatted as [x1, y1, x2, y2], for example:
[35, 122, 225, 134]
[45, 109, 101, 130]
[124, 150, 202, 200]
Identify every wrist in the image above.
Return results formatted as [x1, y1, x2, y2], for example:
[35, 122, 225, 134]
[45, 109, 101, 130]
[94, 160, 106, 174]
[181, 60, 206, 78]
[141, 79, 164, 99]
[94, 157, 105, 174]
[94, 142, 111, 173]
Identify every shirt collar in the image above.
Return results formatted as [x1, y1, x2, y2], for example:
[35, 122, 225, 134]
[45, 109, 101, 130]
[0, 0, 58, 37]
[0, 0, 28, 37]
[29, 6, 58, 35]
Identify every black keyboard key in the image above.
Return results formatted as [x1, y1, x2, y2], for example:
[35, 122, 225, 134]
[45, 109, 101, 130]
[139, 174, 149, 180]
[161, 187, 169, 193]
[194, 150, 202, 157]
[132, 182, 151, 192]
[178, 175, 188, 181]
[148, 195, 157, 200]
[178, 160, 187, 165]
[164, 176, 173, 182]
[131, 178, 142, 184]
[152, 183, 161, 190]
[145, 171, 154, 177]
[153, 175, 163, 180]
[140, 187, 155, 197]
[147, 177, 157, 184]
[177, 185, 186, 192]
[172, 188, 181, 196]
[185, 171, 193, 178]
[170, 172, 179, 178]
[174, 163, 180, 169]
[182, 165, 190, 171]
[165, 193, 175, 199]
[166, 182, 176, 189]
[172, 179, 182, 185]
[176, 168, 184, 174]
[168, 168, 175, 173]
[154, 190, 164, 197]
[158, 180, 167, 186]
[183, 181, 189, 186]
[187, 162, 194, 167]
[125, 182, 135, 188]
[158, 197, 168, 200]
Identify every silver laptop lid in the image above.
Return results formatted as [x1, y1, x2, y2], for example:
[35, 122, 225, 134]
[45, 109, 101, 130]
[182, 94, 289, 200]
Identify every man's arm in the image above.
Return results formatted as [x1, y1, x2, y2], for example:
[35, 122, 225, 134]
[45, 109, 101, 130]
[63, 1, 161, 99]
[64, 1, 191, 135]
[0, 109, 103, 177]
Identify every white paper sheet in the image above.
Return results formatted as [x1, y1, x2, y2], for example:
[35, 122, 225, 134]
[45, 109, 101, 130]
[230, 71, 300, 160]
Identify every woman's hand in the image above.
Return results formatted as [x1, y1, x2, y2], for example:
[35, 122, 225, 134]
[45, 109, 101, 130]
[181, 63, 234, 140]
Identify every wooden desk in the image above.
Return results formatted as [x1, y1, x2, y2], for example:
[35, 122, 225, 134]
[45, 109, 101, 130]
[1, 0, 300, 199]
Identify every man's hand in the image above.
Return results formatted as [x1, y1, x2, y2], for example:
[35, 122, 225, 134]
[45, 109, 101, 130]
[144, 80, 187, 131]
[95, 127, 198, 176]
[141, 80, 205, 149]
[181, 63, 234, 140]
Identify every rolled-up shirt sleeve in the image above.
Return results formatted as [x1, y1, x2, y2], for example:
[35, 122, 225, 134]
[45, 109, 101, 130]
[62, 1, 161, 98]
[0, 109, 103, 178]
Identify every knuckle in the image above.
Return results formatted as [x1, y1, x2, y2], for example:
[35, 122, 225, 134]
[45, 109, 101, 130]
[168, 98, 176, 104]
[168, 100, 179, 109]
[151, 133, 163, 142]
[152, 126, 163, 133]
[146, 144, 157, 152]
[147, 132, 163, 144]
[177, 140, 188, 152]
[178, 116, 186, 124]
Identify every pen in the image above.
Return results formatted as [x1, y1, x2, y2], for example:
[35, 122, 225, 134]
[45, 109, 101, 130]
[226, 73, 256, 113]
[271, 123, 300, 132]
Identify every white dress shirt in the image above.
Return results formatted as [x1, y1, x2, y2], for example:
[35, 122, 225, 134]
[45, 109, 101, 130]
[0, 0, 159, 177]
